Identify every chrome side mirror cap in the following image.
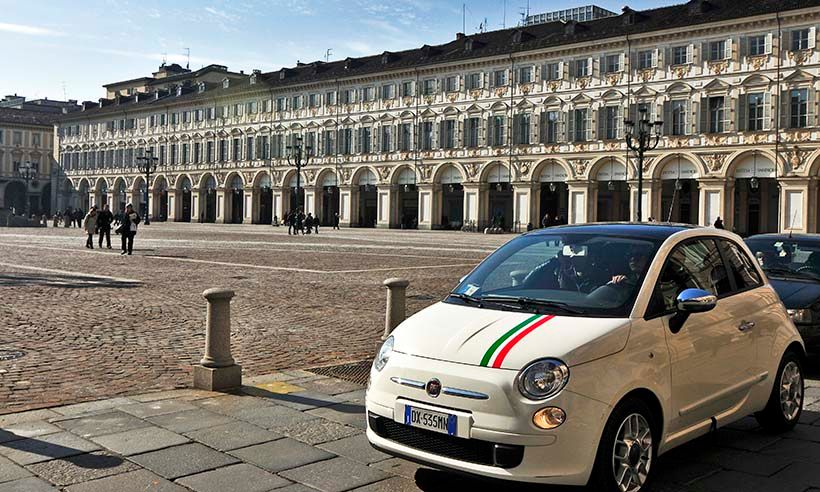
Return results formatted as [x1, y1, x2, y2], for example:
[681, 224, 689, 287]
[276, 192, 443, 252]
[676, 288, 717, 313]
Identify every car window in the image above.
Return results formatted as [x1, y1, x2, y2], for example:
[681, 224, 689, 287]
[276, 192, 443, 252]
[647, 239, 732, 317]
[720, 240, 763, 291]
[745, 237, 820, 281]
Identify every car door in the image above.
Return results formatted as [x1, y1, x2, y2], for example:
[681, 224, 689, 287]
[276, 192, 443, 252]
[647, 237, 756, 435]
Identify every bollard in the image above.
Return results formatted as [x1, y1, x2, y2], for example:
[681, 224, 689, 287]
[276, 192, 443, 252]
[193, 288, 242, 391]
[383, 278, 410, 340]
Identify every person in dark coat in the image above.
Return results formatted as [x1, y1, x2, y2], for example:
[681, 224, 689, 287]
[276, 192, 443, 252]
[541, 213, 552, 228]
[295, 209, 305, 235]
[83, 207, 98, 249]
[120, 204, 141, 255]
[333, 212, 340, 230]
[304, 213, 314, 234]
[96, 204, 114, 249]
[714, 217, 725, 229]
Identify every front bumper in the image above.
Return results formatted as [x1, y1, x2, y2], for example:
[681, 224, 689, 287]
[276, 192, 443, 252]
[365, 351, 611, 486]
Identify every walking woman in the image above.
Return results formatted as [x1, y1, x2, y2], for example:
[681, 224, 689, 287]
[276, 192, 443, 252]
[83, 206, 98, 249]
[119, 203, 141, 255]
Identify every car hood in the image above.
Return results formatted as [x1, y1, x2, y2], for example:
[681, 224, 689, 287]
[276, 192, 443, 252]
[768, 278, 820, 309]
[392, 302, 631, 370]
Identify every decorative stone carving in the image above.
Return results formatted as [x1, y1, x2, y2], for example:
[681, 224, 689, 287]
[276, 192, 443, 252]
[271, 170, 283, 185]
[786, 145, 807, 172]
[577, 76, 591, 89]
[708, 60, 728, 75]
[340, 167, 352, 184]
[242, 171, 255, 185]
[749, 55, 768, 70]
[470, 89, 482, 100]
[520, 83, 532, 95]
[463, 162, 480, 179]
[747, 132, 769, 144]
[167, 174, 177, 187]
[672, 64, 690, 79]
[214, 171, 226, 186]
[788, 49, 812, 66]
[606, 72, 622, 86]
[548, 80, 561, 92]
[418, 164, 432, 181]
[494, 87, 508, 98]
[424, 96, 434, 105]
[639, 69, 655, 83]
[784, 130, 811, 143]
[377, 166, 390, 180]
[518, 161, 530, 178]
[705, 134, 728, 146]
[402, 96, 414, 106]
[571, 159, 589, 177]
[703, 153, 728, 173]
[604, 141, 620, 151]
[447, 94, 458, 103]
[384, 100, 394, 109]
[305, 169, 316, 184]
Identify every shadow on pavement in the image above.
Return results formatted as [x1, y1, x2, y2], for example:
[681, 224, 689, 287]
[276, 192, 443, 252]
[0, 430, 124, 469]
[0, 273, 141, 289]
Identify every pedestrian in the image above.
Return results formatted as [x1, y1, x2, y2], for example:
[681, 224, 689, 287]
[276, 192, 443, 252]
[118, 203, 141, 255]
[97, 204, 114, 249]
[273, 215, 279, 227]
[83, 207, 98, 249]
[541, 213, 552, 228]
[714, 216, 725, 229]
[64, 207, 72, 228]
[286, 211, 294, 235]
[333, 212, 340, 230]
[313, 214, 320, 234]
[296, 209, 305, 235]
[304, 213, 314, 234]
[75, 208, 84, 228]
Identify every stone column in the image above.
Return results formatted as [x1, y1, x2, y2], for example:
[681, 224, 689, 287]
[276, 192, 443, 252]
[512, 181, 536, 231]
[339, 185, 357, 227]
[193, 288, 242, 391]
[376, 184, 396, 229]
[167, 189, 178, 221]
[628, 179, 656, 222]
[567, 180, 590, 224]
[272, 186, 284, 224]
[698, 178, 727, 227]
[417, 183, 435, 230]
[383, 278, 409, 339]
[461, 183, 486, 230]
[780, 178, 810, 234]
[216, 188, 228, 223]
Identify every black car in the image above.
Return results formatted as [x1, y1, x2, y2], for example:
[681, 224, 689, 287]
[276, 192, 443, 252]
[746, 233, 820, 350]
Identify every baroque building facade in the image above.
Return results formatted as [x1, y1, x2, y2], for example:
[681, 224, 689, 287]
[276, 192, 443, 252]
[56, 0, 820, 235]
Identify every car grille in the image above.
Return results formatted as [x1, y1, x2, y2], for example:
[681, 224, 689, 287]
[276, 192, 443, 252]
[368, 413, 524, 468]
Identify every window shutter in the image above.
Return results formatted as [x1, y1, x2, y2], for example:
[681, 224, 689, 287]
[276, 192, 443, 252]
[595, 55, 603, 77]
[375, 125, 382, 152]
[568, 110, 576, 142]
[438, 121, 445, 149]
[699, 97, 708, 133]
[597, 106, 605, 140]
[664, 47, 671, 67]
[737, 94, 747, 132]
[619, 53, 626, 72]
[687, 44, 695, 64]
[505, 68, 512, 86]
[585, 110, 592, 141]
[617, 106, 624, 139]
[488, 71, 495, 88]
[568, 60, 576, 78]
[456, 119, 463, 147]
[725, 38, 733, 60]
[662, 101, 672, 136]
[651, 49, 659, 68]
[810, 27, 817, 50]
[628, 103, 637, 123]
[739, 36, 748, 58]
[685, 99, 693, 135]
[765, 33, 773, 54]
[780, 91, 789, 129]
[763, 92, 772, 130]
[485, 116, 493, 146]
[808, 89, 816, 127]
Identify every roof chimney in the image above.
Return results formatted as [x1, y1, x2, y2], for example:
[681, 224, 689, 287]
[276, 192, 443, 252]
[456, 32, 465, 40]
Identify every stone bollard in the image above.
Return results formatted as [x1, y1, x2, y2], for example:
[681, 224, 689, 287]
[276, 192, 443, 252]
[193, 288, 242, 391]
[383, 278, 410, 340]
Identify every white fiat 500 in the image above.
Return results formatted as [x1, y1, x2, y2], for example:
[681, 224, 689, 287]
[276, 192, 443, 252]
[366, 224, 806, 491]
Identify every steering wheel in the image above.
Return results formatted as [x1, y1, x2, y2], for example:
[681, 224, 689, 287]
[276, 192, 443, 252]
[796, 265, 820, 274]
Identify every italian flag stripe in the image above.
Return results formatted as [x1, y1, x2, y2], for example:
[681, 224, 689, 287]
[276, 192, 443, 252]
[479, 314, 541, 367]
[491, 315, 555, 369]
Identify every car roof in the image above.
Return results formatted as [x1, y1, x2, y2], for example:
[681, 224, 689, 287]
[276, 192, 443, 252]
[526, 222, 702, 241]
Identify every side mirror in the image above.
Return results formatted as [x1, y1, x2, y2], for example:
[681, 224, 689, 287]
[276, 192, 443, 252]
[676, 288, 717, 313]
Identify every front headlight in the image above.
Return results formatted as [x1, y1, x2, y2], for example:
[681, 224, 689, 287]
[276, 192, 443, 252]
[788, 308, 814, 325]
[374, 336, 394, 372]
[517, 358, 569, 400]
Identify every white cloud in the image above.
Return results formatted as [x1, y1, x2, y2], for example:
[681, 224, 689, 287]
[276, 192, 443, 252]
[344, 40, 375, 55]
[0, 22, 62, 37]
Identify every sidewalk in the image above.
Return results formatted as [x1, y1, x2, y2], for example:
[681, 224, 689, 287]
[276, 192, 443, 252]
[1, 370, 819, 492]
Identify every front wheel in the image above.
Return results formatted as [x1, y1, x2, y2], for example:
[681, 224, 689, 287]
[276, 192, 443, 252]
[588, 398, 657, 492]
[756, 350, 804, 432]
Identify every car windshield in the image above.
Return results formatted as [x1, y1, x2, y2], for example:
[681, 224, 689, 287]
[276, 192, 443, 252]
[447, 233, 659, 317]
[745, 237, 820, 282]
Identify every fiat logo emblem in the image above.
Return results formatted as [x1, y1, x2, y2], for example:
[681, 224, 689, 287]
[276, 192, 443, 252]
[426, 378, 442, 398]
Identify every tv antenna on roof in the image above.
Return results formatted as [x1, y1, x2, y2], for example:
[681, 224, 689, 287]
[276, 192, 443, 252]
[184, 48, 190, 69]
[161, 52, 167, 66]
[61, 81, 67, 100]
[325, 48, 333, 62]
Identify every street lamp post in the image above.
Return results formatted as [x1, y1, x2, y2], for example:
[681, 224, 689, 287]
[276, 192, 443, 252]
[18, 161, 36, 217]
[286, 136, 312, 213]
[624, 107, 663, 222]
[136, 148, 159, 225]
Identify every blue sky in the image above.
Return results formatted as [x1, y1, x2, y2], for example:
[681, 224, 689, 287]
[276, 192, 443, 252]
[1, 0, 673, 103]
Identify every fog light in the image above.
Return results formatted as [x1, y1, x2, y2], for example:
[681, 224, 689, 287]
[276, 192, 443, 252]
[533, 407, 566, 429]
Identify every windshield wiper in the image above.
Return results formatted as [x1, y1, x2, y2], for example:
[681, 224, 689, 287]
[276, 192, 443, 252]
[763, 267, 820, 281]
[479, 295, 584, 314]
[447, 293, 486, 306]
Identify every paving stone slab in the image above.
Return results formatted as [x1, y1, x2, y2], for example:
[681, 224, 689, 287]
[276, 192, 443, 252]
[350, 477, 421, 492]
[64, 469, 188, 492]
[254, 391, 344, 412]
[118, 400, 198, 419]
[768, 462, 820, 490]
[26, 451, 139, 486]
[228, 438, 334, 473]
[692, 446, 794, 477]
[685, 469, 784, 492]
[711, 428, 783, 452]
[192, 395, 275, 416]
[332, 390, 366, 404]
[55, 411, 152, 438]
[280, 456, 389, 492]
[783, 423, 820, 443]
[0, 410, 59, 428]
[175, 463, 292, 492]
[291, 378, 365, 396]
[184, 421, 281, 451]
[0, 432, 99, 465]
[232, 404, 318, 429]
[130, 389, 217, 403]
[244, 373, 304, 385]
[317, 434, 390, 465]
[0, 421, 61, 440]
[370, 458, 432, 480]
[129, 442, 238, 480]
[53, 398, 136, 418]
[147, 409, 234, 434]
[307, 402, 367, 429]
[282, 419, 361, 445]
[0, 456, 31, 484]
[759, 437, 820, 463]
[0, 476, 58, 491]
[90, 426, 189, 456]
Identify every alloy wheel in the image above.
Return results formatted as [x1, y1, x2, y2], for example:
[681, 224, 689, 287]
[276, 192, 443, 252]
[780, 361, 803, 421]
[612, 413, 652, 492]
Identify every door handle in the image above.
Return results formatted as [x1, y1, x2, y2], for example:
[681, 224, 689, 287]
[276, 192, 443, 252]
[738, 320, 756, 332]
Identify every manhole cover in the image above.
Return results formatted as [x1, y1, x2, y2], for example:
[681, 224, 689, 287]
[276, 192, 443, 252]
[0, 350, 25, 361]
[306, 359, 372, 386]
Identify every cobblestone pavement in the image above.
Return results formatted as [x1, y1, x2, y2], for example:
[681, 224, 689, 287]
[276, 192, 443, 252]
[0, 372, 819, 492]
[0, 223, 507, 414]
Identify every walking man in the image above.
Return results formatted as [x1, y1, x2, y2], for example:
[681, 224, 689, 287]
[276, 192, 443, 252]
[83, 207, 98, 249]
[120, 203, 141, 255]
[333, 212, 340, 230]
[97, 204, 114, 249]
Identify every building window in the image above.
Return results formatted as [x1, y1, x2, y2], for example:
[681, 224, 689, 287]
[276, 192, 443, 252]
[401, 81, 414, 97]
[339, 128, 353, 155]
[544, 62, 560, 81]
[518, 66, 534, 84]
[708, 96, 726, 133]
[291, 96, 302, 110]
[32, 133, 41, 147]
[465, 117, 480, 148]
[671, 100, 688, 135]
[708, 40, 728, 61]
[602, 106, 621, 140]
[308, 93, 319, 108]
[466, 73, 482, 90]
[441, 120, 456, 149]
[363, 86, 376, 102]
[246, 137, 254, 159]
[604, 54, 621, 73]
[219, 139, 228, 161]
[488, 115, 505, 147]
[359, 127, 372, 154]
[571, 108, 589, 142]
[181, 143, 189, 163]
[749, 35, 767, 56]
[206, 142, 214, 162]
[422, 79, 437, 96]
[791, 28, 811, 51]
[13, 131, 22, 145]
[323, 130, 335, 155]
[399, 123, 413, 151]
[747, 93, 766, 131]
[381, 84, 395, 100]
[420, 121, 434, 150]
[672, 46, 688, 65]
[513, 113, 530, 144]
[445, 76, 459, 92]
[790, 88, 809, 128]
[194, 142, 201, 163]
[573, 59, 589, 78]
[541, 111, 560, 143]
[492, 70, 508, 87]
[638, 50, 653, 70]
[325, 91, 336, 105]
[381, 126, 392, 152]
[276, 97, 286, 111]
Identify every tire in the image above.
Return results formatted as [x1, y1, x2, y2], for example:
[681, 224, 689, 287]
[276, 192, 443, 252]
[588, 397, 657, 492]
[755, 350, 804, 432]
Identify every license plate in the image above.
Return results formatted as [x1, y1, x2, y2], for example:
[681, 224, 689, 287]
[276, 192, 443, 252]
[404, 405, 457, 436]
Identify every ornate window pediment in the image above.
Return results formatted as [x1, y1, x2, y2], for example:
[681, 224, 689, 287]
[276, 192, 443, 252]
[542, 95, 563, 107]
[667, 81, 694, 94]
[600, 89, 626, 101]
[570, 93, 592, 105]
[465, 103, 483, 113]
[783, 68, 816, 84]
[632, 86, 657, 98]
[740, 74, 772, 88]
[420, 108, 438, 118]
[702, 78, 731, 93]
[515, 99, 534, 109]
[442, 106, 460, 116]
[489, 101, 508, 112]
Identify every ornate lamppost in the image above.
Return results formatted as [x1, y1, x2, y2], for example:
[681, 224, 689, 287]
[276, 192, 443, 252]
[286, 135, 312, 213]
[18, 161, 36, 217]
[624, 107, 663, 222]
[136, 148, 159, 224]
